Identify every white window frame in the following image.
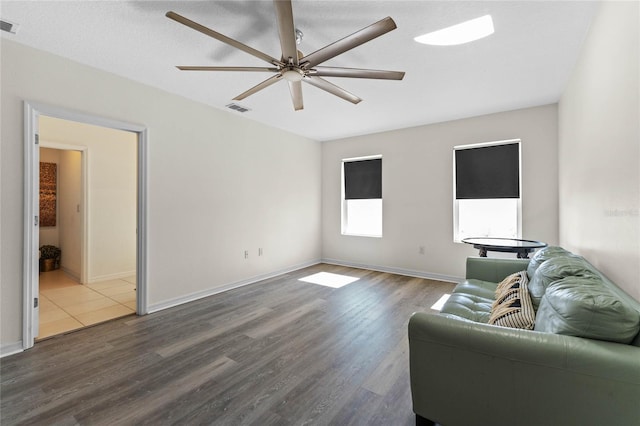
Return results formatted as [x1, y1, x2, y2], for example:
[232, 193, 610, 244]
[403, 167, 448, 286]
[341, 154, 383, 238]
[453, 139, 522, 243]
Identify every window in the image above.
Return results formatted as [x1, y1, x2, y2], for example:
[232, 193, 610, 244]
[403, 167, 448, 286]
[453, 140, 521, 242]
[342, 156, 382, 237]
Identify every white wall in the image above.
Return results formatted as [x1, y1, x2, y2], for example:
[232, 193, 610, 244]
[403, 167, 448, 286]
[38, 148, 61, 247]
[559, 1, 640, 301]
[57, 148, 82, 280]
[322, 105, 559, 281]
[41, 118, 137, 283]
[0, 40, 322, 349]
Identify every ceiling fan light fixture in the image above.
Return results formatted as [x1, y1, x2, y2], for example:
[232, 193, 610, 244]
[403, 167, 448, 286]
[414, 15, 494, 46]
[283, 68, 304, 82]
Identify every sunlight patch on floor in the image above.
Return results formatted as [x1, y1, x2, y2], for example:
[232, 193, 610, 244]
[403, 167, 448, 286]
[430, 293, 451, 311]
[299, 272, 360, 288]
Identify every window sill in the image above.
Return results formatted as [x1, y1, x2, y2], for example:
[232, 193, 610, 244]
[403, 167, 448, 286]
[342, 232, 383, 238]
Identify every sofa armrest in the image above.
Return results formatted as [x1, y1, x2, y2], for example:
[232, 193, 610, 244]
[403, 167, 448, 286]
[466, 256, 530, 282]
[408, 312, 640, 426]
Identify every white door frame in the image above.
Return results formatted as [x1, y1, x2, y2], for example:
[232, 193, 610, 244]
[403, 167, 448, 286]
[23, 101, 148, 349]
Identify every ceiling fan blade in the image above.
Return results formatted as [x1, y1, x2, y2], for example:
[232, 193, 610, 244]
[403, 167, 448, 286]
[300, 17, 397, 68]
[273, 0, 298, 65]
[177, 66, 279, 72]
[310, 66, 405, 80]
[233, 74, 282, 101]
[288, 80, 304, 111]
[304, 76, 362, 104]
[166, 11, 282, 67]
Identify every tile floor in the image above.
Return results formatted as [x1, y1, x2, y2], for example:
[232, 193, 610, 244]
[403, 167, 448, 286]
[38, 269, 136, 340]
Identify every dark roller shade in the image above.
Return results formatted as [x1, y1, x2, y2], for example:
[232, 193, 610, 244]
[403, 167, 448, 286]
[344, 158, 382, 199]
[456, 143, 520, 199]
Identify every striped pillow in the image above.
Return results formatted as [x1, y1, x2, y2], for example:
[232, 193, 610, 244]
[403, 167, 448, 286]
[488, 271, 536, 329]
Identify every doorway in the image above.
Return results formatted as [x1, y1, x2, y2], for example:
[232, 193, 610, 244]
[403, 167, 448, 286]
[23, 102, 148, 349]
[38, 130, 136, 339]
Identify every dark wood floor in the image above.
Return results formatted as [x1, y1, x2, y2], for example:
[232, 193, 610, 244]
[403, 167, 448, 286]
[1, 263, 454, 426]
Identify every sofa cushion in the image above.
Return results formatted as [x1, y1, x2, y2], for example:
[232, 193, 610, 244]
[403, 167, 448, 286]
[526, 246, 573, 280]
[535, 276, 640, 344]
[488, 271, 535, 329]
[529, 255, 598, 311]
[453, 279, 497, 300]
[440, 290, 494, 323]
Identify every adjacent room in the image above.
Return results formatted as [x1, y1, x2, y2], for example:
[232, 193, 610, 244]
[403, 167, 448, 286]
[37, 116, 138, 339]
[1, 1, 638, 425]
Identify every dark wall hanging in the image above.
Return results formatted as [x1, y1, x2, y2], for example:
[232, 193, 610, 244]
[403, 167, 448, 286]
[40, 162, 57, 227]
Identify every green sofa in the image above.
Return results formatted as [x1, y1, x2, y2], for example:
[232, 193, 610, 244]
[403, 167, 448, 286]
[408, 247, 640, 426]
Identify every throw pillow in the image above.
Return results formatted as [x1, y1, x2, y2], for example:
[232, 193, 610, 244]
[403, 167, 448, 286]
[534, 276, 640, 344]
[489, 271, 536, 329]
[528, 255, 598, 311]
[526, 246, 572, 280]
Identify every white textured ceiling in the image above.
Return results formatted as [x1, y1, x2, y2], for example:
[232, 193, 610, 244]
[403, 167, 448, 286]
[1, 1, 599, 141]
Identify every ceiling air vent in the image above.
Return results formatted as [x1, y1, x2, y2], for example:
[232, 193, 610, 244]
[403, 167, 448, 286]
[226, 103, 251, 113]
[1, 19, 18, 34]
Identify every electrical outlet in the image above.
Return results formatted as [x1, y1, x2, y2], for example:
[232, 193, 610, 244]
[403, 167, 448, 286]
[258, 248, 263, 256]
[419, 246, 425, 255]
[244, 250, 249, 259]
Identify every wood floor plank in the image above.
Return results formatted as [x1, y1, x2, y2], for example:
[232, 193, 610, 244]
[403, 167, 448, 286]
[75, 356, 239, 425]
[0, 264, 454, 425]
[155, 306, 274, 358]
[243, 298, 327, 339]
[330, 387, 383, 426]
[362, 335, 409, 397]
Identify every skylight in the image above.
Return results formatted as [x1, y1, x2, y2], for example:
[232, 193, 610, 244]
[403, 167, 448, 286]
[415, 15, 494, 46]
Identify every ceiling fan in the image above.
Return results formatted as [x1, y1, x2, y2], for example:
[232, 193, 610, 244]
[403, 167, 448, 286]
[166, 0, 405, 111]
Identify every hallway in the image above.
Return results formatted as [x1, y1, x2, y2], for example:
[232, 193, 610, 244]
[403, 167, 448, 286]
[38, 270, 136, 339]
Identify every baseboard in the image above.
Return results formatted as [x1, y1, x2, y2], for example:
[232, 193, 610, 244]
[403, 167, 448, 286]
[88, 270, 137, 284]
[147, 259, 322, 314]
[321, 258, 463, 284]
[61, 266, 80, 282]
[1, 341, 24, 358]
